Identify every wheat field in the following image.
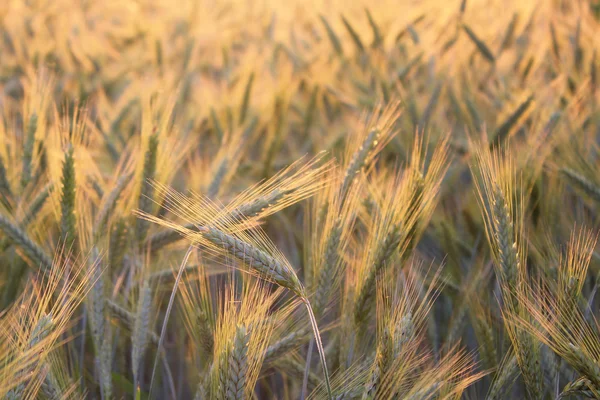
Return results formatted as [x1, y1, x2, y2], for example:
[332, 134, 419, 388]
[1, 0, 600, 398]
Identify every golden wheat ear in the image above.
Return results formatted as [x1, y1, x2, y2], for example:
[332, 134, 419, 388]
[140, 156, 335, 398]
[145, 153, 334, 251]
[0, 245, 96, 398]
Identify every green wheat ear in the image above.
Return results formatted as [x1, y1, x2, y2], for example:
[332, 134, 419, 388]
[264, 327, 311, 363]
[5, 314, 55, 399]
[320, 15, 344, 57]
[0, 154, 13, 210]
[239, 72, 254, 125]
[132, 280, 153, 389]
[136, 134, 159, 244]
[313, 220, 342, 315]
[560, 377, 600, 399]
[560, 168, 600, 204]
[339, 128, 380, 202]
[226, 325, 249, 400]
[0, 214, 53, 272]
[491, 96, 534, 149]
[60, 145, 77, 252]
[21, 182, 53, 228]
[21, 113, 38, 190]
[487, 353, 518, 400]
[93, 173, 132, 238]
[207, 158, 229, 199]
[198, 227, 333, 398]
[462, 24, 495, 63]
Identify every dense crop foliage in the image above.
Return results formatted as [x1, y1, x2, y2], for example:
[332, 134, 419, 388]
[1, 0, 600, 398]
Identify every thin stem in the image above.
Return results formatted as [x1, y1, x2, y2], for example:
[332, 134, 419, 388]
[301, 339, 315, 400]
[148, 246, 194, 398]
[303, 298, 332, 400]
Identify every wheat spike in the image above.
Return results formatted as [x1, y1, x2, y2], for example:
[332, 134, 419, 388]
[354, 222, 402, 327]
[313, 220, 343, 315]
[136, 134, 159, 243]
[99, 325, 113, 400]
[200, 226, 304, 296]
[60, 145, 77, 251]
[132, 280, 153, 386]
[0, 214, 53, 271]
[0, 154, 14, 210]
[561, 168, 600, 205]
[21, 113, 38, 189]
[20, 182, 53, 228]
[5, 314, 54, 399]
[88, 250, 105, 353]
[106, 299, 159, 343]
[264, 328, 311, 363]
[93, 173, 132, 237]
[487, 353, 519, 400]
[226, 325, 249, 400]
[560, 377, 600, 398]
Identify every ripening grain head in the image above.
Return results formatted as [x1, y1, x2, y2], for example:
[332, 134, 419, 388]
[210, 280, 282, 398]
[0, 246, 95, 398]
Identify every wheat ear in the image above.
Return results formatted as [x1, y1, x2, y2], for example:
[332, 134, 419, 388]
[226, 325, 249, 400]
[132, 280, 153, 390]
[60, 145, 77, 252]
[0, 214, 52, 272]
[136, 134, 158, 243]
